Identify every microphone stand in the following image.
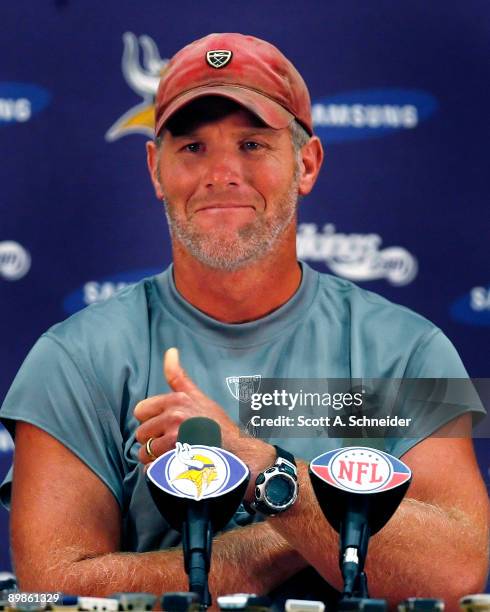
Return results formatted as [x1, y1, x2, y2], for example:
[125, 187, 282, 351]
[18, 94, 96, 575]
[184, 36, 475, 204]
[339, 498, 370, 599]
[147, 417, 250, 610]
[309, 446, 412, 606]
[182, 502, 213, 608]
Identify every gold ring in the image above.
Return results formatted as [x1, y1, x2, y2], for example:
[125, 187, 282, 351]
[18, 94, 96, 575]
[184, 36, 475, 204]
[145, 437, 157, 460]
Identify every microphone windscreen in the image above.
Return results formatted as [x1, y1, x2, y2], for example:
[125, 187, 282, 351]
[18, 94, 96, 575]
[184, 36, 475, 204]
[177, 417, 222, 448]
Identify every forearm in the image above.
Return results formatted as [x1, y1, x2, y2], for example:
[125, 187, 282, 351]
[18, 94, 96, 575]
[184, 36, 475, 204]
[19, 522, 306, 600]
[268, 462, 489, 608]
[365, 496, 488, 605]
[212, 521, 306, 595]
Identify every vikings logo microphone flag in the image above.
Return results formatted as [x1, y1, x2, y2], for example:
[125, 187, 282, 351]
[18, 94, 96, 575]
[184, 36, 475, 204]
[147, 442, 249, 501]
[310, 447, 412, 494]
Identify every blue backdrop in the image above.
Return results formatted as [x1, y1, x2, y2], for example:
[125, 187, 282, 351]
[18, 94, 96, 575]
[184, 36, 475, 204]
[0, 0, 488, 589]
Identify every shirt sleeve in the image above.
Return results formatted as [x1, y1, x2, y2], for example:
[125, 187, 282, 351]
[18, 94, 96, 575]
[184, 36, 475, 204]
[0, 334, 125, 509]
[386, 329, 486, 458]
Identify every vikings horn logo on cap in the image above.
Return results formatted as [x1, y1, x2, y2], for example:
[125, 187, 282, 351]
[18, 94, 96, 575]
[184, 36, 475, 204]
[206, 49, 233, 69]
[147, 442, 249, 501]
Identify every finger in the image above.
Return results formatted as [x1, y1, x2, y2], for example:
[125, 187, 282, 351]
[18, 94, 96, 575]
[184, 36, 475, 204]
[163, 348, 204, 399]
[135, 407, 188, 444]
[135, 416, 167, 445]
[138, 433, 176, 464]
[133, 391, 191, 422]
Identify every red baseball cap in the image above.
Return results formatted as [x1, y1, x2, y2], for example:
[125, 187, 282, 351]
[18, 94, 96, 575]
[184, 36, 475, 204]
[154, 33, 313, 137]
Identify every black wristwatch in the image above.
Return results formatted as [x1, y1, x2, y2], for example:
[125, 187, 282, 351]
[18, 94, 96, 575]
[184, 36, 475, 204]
[251, 446, 298, 516]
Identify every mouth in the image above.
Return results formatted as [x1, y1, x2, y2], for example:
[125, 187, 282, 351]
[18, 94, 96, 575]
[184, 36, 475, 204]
[195, 203, 256, 214]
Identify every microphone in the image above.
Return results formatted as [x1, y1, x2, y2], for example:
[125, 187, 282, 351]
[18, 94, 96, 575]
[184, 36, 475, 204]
[309, 446, 412, 600]
[147, 417, 250, 607]
[178, 418, 219, 606]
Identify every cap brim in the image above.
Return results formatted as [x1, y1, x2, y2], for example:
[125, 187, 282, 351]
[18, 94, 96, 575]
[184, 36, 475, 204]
[155, 85, 294, 136]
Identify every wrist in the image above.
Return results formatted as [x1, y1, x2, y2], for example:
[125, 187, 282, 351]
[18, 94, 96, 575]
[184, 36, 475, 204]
[233, 437, 276, 501]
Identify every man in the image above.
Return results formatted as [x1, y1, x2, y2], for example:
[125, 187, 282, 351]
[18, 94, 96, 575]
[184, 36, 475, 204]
[1, 33, 488, 609]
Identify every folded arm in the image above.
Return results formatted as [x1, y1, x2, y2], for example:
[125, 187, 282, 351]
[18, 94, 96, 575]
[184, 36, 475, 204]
[10, 422, 306, 599]
[135, 350, 490, 608]
[264, 417, 489, 608]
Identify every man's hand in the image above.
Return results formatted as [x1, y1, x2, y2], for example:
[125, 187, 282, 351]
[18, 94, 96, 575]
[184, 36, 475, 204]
[134, 348, 275, 492]
[135, 348, 248, 460]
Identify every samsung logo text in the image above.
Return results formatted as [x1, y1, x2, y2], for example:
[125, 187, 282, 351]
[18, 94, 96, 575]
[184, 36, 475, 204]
[0, 83, 51, 125]
[312, 89, 437, 142]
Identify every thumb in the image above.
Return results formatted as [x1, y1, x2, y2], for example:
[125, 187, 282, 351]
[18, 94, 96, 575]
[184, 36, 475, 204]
[164, 347, 201, 397]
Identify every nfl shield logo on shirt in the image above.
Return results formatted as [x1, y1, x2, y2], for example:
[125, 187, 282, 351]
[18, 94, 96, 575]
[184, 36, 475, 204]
[226, 375, 261, 402]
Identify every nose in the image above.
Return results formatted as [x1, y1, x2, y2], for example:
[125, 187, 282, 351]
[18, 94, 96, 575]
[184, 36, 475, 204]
[203, 150, 242, 189]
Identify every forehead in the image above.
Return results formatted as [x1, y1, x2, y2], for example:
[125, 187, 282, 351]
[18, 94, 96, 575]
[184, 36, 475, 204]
[162, 96, 271, 138]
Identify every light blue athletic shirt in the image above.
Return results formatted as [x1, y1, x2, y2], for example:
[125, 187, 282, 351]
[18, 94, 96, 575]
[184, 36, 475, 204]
[0, 263, 483, 559]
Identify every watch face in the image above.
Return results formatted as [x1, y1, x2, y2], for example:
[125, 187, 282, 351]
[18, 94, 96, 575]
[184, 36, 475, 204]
[264, 474, 295, 507]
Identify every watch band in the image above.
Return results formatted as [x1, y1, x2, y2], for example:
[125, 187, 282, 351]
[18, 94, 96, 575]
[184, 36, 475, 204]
[273, 445, 296, 469]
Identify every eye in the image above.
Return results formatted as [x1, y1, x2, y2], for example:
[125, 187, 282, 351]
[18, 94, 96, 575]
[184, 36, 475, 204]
[242, 141, 262, 151]
[183, 142, 202, 153]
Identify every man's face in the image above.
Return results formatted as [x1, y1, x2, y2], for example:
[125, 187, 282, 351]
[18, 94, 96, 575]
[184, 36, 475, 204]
[148, 105, 300, 271]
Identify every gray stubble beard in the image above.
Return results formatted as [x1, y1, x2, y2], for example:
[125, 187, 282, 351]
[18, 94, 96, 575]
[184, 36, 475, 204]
[163, 170, 300, 272]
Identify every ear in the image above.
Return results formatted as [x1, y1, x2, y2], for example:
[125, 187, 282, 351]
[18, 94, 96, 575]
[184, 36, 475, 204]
[146, 140, 165, 201]
[297, 136, 324, 197]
